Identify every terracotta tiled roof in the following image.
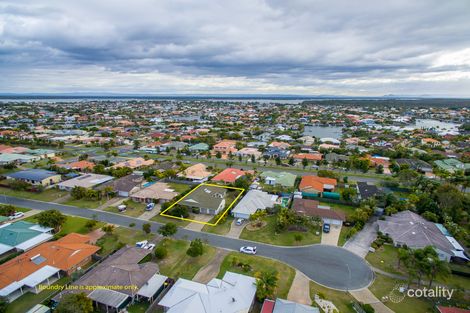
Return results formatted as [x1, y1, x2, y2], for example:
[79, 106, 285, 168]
[299, 176, 337, 193]
[0, 233, 100, 289]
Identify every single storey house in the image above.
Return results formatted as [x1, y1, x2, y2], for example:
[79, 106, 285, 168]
[6, 169, 61, 187]
[232, 190, 279, 220]
[179, 185, 227, 215]
[159, 271, 256, 313]
[292, 199, 345, 226]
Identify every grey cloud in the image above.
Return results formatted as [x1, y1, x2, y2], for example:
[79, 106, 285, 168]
[0, 0, 469, 95]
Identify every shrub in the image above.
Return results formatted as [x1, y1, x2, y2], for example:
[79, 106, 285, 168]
[158, 223, 177, 237]
[155, 246, 168, 259]
[186, 238, 204, 257]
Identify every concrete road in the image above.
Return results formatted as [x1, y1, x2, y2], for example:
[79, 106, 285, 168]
[1, 195, 374, 291]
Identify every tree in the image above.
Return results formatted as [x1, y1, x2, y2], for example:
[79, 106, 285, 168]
[0, 204, 17, 217]
[275, 156, 281, 166]
[288, 157, 295, 166]
[186, 238, 204, 257]
[55, 293, 93, 313]
[251, 154, 256, 163]
[375, 164, 384, 174]
[155, 246, 168, 259]
[302, 157, 309, 169]
[102, 224, 115, 234]
[216, 151, 222, 159]
[341, 188, 357, 201]
[169, 205, 189, 218]
[254, 270, 279, 301]
[35, 210, 66, 233]
[158, 223, 177, 236]
[78, 153, 88, 161]
[85, 219, 97, 230]
[142, 223, 151, 234]
[234, 176, 251, 190]
[133, 139, 140, 150]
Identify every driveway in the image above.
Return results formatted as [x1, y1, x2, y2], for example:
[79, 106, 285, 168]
[321, 224, 341, 246]
[0, 195, 374, 291]
[343, 220, 378, 258]
[287, 270, 312, 305]
[226, 219, 246, 238]
[138, 204, 161, 220]
[350, 288, 394, 313]
[193, 249, 229, 283]
[184, 214, 212, 232]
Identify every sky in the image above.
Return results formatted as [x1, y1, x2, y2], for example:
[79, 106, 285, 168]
[0, 0, 470, 96]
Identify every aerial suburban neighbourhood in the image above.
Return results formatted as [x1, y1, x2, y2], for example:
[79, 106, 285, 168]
[0, 98, 468, 313]
[1, 1, 470, 313]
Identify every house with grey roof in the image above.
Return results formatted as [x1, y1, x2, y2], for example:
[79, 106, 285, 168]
[98, 174, 144, 197]
[261, 298, 320, 313]
[6, 169, 61, 187]
[377, 211, 468, 262]
[58, 173, 114, 191]
[179, 185, 227, 215]
[232, 190, 279, 220]
[53, 246, 168, 312]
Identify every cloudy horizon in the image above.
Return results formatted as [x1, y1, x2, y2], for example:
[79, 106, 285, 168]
[1, 0, 470, 96]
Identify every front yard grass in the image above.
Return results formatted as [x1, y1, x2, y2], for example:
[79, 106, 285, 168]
[309, 280, 355, 313]
[151, 213, 191, 227]
[156, 238, 217, 280]
[366, 245, 470, 291]
[217, 252, 295, 299]
[202, 215, 234, 235]
[104, 199, 147, 217]
[62, 197, 108, 209]
[0, 186, 67, 202]
[25, 215, 104, 236]
[366, 244, 403, 275]
[5, 277, 71, 313]
[319, 201, 357, 219]
[96, 227, 155, 256]
[167, 182, 191, 194]
[239, 215, 321, 246]
[369, 274, 434, 313]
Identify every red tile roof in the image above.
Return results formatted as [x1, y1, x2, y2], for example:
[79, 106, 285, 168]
[437, 307, 470, 313]
[211, 168, 246, 183]
[299, 175, 337, 193]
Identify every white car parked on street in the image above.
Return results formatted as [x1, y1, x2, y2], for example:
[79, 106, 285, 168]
[240, 246, 257, 255]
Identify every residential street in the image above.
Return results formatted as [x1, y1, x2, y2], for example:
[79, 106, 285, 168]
[1, 195, 374, 291]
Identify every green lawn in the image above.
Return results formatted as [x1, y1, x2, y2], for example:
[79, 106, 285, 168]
[366, 244, 404, 275]
[25, 215, 104, 236]
[167, 182, 191, 194]
[5, 277, 71, 313]
[202, 215, 234, 235]
[309, 280, 356, 313]
[369, 274, 435, 313]
[126, 302, 150, 313]
[319, 201, 357, 219]
[96, 227, 155, 256]
[104, 199, 147, 217]
[0, 186, 68, 202]
[239, 215, 321, 246]
[156, 238, 217, 280]
[218, 252, 295, 299]
[62, 197, 108, 209]
[151, 213, 191, 227]
[338, 225, 351, 247]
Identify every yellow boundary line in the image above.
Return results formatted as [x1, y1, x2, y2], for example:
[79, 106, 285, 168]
[159, 182, 245, 226]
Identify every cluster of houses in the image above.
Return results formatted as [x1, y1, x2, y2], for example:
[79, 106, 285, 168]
[0, 218, 318, 313]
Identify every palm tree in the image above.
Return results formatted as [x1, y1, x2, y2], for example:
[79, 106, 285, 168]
[255, 270, 279, 301]
[426, 257, 450, 288]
